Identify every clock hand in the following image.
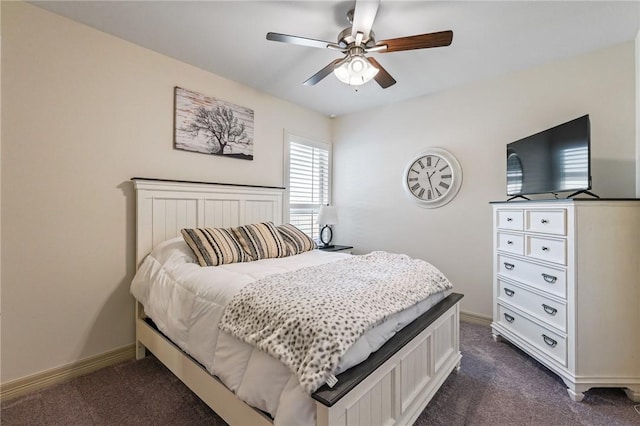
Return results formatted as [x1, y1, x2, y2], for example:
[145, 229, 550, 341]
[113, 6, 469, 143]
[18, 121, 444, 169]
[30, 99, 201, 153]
[426, 170, 436, 192]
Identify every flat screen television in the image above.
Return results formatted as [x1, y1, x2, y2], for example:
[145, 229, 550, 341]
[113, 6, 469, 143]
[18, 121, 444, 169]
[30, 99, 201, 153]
[506, 115, 594, 199]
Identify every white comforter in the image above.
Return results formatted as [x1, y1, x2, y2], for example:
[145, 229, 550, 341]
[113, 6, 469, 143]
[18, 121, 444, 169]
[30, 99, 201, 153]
[130, 237, 446, 425]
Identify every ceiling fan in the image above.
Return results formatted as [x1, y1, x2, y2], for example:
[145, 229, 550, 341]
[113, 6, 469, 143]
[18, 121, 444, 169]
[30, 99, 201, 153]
[266, 0, 453, 89]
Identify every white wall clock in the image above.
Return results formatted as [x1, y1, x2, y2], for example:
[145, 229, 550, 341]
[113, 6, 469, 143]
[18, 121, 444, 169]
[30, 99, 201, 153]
[403, 148, 463, 208]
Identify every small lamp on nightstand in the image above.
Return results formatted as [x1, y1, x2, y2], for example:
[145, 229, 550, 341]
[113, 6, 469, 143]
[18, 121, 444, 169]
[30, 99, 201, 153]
[317, 205, 338, 248]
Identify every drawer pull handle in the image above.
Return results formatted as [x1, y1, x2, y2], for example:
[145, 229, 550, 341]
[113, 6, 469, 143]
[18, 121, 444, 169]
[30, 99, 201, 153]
[541, 246, 550, 252]
[507, 240, 513, 245]
[542, 304, 558, 315]
[504, 288, 515, 297]
[504, 262, 515, 270]
[504, 313, 515, 323]
[506, 217, 513, 222]
[541, 273, 557, 284]
[542, 334, 557, 347]
[541, 219, 549, 224]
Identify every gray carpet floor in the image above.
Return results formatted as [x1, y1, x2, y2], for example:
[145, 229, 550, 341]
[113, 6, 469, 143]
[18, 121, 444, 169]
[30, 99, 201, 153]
[3, 321, 639, 425]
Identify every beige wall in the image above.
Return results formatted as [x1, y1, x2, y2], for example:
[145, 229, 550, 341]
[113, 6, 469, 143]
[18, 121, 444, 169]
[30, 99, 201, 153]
[332, 42, 637, 318]
[0, 0, 3, 372]
[637, 30, 640, 197]
[0, 2, 331, 382]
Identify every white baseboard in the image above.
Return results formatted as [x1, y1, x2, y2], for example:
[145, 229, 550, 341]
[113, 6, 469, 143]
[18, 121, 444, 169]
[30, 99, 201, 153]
[1, 344, 135, 401]
[460, 310, 492, 327]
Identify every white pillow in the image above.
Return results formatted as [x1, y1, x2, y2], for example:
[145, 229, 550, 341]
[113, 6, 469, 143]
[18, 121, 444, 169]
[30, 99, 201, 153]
[147, 236, 196, 266]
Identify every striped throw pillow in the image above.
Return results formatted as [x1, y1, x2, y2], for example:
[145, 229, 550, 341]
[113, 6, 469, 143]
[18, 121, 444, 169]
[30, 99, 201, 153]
[277, 223, 317, 255]
[232, 222, 288, 260]
[181, 227, 249, 267]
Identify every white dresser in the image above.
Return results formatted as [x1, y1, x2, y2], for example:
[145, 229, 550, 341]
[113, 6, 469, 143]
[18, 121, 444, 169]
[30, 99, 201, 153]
[491, 200, 640, 402]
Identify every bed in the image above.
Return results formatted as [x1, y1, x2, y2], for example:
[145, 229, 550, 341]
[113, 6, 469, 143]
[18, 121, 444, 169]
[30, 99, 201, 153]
[131, 177, 463, 426]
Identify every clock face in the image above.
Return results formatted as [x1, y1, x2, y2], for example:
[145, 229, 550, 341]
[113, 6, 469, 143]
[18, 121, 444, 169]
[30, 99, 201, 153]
[403, 148, 462, 208]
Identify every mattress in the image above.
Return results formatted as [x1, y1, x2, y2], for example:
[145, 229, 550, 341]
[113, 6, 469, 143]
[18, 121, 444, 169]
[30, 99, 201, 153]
[130, 237, 447, 425]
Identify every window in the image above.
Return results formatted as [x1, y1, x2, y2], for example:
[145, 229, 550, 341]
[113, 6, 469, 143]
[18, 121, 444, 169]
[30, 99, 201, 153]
[284, 133, 331, 241]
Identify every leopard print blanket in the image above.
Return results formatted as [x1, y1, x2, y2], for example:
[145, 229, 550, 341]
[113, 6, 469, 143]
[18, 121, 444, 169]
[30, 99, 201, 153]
[218, 251, 453, 394]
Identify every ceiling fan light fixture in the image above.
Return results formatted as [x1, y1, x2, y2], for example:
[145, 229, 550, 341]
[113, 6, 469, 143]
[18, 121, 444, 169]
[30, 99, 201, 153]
[333, 54, 378, 86]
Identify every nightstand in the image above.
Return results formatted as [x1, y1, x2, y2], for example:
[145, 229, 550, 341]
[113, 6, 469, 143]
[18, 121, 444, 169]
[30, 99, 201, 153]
[318, 245, 353, 254]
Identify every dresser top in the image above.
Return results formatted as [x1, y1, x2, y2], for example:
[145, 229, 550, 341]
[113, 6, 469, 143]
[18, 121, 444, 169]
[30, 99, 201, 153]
[490, 198, 640, 205]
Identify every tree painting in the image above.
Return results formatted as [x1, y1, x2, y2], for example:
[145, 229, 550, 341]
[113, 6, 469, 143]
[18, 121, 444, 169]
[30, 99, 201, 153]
[174, 87, 254, 160]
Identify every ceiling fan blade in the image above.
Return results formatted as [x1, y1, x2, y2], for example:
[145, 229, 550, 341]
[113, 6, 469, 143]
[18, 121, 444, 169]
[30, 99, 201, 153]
[351, 0, 380, 40]
[303, 58, 346, 86]
[367, 57, 396, 89]
[377, 30, 453, 53]
[267, 32, 340, 50]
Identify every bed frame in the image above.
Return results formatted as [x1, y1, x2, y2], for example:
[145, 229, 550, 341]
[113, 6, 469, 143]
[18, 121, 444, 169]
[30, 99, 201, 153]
[132, 177, 463, 426]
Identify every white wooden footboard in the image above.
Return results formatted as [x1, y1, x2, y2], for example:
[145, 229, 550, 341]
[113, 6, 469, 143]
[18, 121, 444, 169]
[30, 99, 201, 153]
[315, 296, 461, 426]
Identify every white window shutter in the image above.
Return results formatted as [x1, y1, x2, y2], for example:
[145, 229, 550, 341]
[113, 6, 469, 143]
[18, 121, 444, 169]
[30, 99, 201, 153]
[286, 136, 331, 240]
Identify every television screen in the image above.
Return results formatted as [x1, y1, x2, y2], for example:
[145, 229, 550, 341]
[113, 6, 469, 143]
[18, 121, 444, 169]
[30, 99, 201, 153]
[506, 115, 590, 197]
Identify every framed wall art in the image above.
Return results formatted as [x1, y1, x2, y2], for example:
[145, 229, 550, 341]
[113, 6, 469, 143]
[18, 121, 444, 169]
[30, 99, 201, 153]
[174, 87, 254, 160]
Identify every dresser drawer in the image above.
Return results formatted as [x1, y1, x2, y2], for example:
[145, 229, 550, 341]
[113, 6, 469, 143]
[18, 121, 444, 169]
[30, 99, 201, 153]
[497, 304, 567, 366]
[526, 235, 567, 265]
[498, 280, 566, 332]
[497, 254, 567, 299]
[496, 210, 523, 231]
[497, 232, 524, 255]
[525, 209, 567, 235]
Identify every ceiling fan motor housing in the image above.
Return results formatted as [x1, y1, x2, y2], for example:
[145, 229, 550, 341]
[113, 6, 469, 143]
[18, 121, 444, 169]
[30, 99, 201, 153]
[337, 27, 376, 49]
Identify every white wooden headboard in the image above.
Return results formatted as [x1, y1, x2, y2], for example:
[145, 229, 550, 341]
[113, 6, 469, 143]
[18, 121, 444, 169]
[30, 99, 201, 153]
[132, 178, 285, 266]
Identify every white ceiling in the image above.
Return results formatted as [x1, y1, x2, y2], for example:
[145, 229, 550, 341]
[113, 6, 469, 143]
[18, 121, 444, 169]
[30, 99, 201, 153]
[30, 1, 640, 117]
